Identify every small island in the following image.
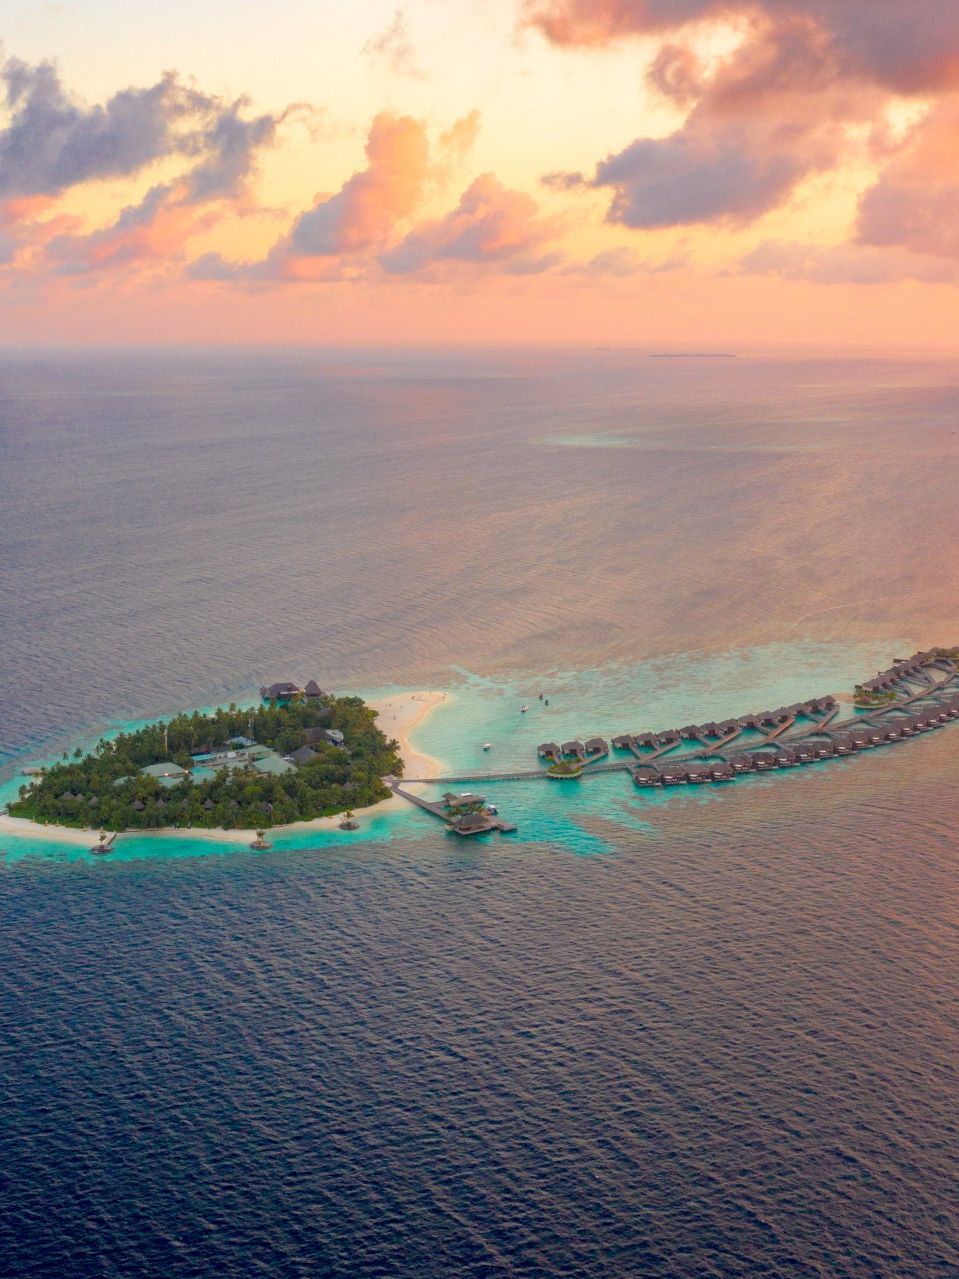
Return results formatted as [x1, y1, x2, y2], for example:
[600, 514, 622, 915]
[10, 687, 403, 832]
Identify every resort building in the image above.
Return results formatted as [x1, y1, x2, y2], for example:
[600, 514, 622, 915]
[141, 761, 189, 788]
[260, 682, 303, 701]
[442, 792, 486, 813]
[253, 754, 295, 776]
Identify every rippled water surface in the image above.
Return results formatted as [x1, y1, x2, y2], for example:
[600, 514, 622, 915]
[1, 350, 957, 1277]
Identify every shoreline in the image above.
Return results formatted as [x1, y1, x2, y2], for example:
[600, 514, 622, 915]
[0, 690, 449, 851]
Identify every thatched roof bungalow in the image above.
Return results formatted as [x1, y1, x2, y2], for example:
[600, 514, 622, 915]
[260, 681, 302, 701]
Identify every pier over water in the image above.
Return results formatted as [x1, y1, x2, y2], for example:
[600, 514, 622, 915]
[393, 649, 959, 829]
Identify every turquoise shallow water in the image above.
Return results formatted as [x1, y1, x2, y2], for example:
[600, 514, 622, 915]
[1, 351, 958, 1277]
[2, 637, 910, 862]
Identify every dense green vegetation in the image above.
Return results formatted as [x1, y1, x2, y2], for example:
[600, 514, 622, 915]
[547, 760, 583, 778]
[853, 686, 897, 708]
[10, 695, 403, 831]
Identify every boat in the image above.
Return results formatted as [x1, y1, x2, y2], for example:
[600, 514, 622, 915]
[488, 805, 498, 815]
[521, 705, 528, 713]
[483, 742, 492, 751]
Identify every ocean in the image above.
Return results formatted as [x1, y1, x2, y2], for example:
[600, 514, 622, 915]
[0, 349, 957, 1276]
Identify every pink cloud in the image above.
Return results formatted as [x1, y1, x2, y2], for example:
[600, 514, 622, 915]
[44, 184, 217, 276]
[857, 100, 959, 260]
[526, 2, 959, 94]
[380, 174, 562, 274]
[527, 1, 959, 233]
[739, 237, 959, 284]
[289, 112, 429, 255]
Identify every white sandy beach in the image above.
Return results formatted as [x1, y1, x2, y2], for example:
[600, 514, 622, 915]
[0, 690, 449, 850]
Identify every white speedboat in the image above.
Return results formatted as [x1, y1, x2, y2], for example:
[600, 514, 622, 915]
[521, 705, 528, 713]
[483, 742, 492, 751]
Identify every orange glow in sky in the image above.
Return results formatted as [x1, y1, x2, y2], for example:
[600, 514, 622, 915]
[2, 0, 959, 348]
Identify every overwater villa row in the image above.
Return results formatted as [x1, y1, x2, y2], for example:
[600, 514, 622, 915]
[534, 648, 959, 789]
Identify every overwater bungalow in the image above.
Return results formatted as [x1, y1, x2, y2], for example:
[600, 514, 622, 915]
[685, 764, 712, 783]
[561, 740, 586, 759]
[632, 766, 660, 786]
[753, 753, 776, 770]
[679, 725, 701, 739]
[584, 736, 607, 755]
[452, 812, 495, 836]
[660, 765, 688, 785]
[611, 734, 635, 751]
[304, 680, 325, 698]
[710, 762, 735, 782]
[442, 792, 486, 811]
[794, 744, 814, 763]
[538, 741, 561, 760]
[727, 754, 754, 773]
[832, 734, 853, 753]
[776, 748, 799, 766]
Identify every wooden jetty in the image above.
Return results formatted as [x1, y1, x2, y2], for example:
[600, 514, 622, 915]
[394, 649, 959, 819]
[391, 784, 516, 836]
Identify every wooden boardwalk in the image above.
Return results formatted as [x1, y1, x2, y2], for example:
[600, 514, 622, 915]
[390, 784, 517, 834]
[397, 654, 959, 802]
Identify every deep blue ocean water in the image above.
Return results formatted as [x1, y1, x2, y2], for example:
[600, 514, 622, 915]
[1, 350, 957, 1276]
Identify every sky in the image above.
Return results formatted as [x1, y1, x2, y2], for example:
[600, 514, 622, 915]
[2, 0, 959, 348]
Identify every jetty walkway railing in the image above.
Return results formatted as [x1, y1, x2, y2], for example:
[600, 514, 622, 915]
[399, 655, 959, 794]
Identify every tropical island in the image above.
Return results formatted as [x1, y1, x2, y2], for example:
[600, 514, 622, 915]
[9, 686, 403, 832]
